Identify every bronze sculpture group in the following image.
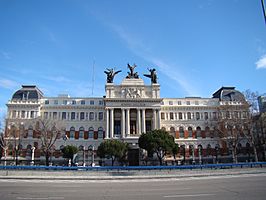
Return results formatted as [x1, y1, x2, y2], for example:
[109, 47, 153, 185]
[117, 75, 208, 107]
[104, 63, 158, 84]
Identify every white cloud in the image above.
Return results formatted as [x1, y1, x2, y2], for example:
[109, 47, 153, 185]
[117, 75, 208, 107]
[256, 54, 266, 69]
[0, 79, 18, 90]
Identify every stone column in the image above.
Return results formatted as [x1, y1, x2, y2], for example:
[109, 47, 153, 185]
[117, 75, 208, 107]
[153, 109, 157, 130]
[137, 109, 141, 134]
[105, 109, 109, 139]
[142, 109, 146, 133]
[121, 109, 125, 138]
[126, 109, 130, 136]
[157, 109, 161, 129]
[110, 109, 114, 138]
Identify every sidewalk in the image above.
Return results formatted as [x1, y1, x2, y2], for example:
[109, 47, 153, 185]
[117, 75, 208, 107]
[0, 167, 265, 180]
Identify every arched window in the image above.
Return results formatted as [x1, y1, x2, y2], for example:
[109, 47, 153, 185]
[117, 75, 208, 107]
[189, 145, 194, 156]
[70, 127, 75, 139]
[170, 127, 175, 137]
[187, 112, 191, 120]
[179, 127, 184, 138]
[206, 144, 212, 156]
[28, 126, 33, 138]
[79, 127, 84, 139]
[188, 127, 193, 137]
[205, 126, 210, 137]
[89, 127, 94, 139]
[98, 127, 103, 139]
[237, 143, 242, 154]
[196, 127, 201, 138]
[198, 144, 203, 156]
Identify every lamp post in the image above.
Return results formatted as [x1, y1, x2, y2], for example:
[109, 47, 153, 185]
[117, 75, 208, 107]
[198, 145, 202, 165]
[191, 145, 195, 165]
[83, 146, 86, 167]
[88, 145, 95, 166]
[215, 144, 219, 164]
[3, 147, 7, 166]
[31, 147, 35, 166]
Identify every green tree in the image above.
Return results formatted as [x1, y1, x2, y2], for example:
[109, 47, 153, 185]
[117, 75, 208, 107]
[138, 129, 176, 165]
[61, 145, 78, 165]
[97, 139, 128, 166]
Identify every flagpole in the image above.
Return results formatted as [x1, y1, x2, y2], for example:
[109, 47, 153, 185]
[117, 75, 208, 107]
[262, 0, 266, 25]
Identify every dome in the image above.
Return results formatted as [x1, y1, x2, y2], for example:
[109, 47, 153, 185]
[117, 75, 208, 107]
[212, 87, 246, 102]
[12, 85, 43, 100]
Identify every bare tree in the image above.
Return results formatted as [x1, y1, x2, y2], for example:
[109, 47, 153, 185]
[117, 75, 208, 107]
[33, 117, 65, 166]
[0, 117, 16, 166]
[216, 102, 252, 163]
[243, 89, 260, 114]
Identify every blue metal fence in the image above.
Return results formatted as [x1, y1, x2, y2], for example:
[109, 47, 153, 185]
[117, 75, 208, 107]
[0, 162, 266, 171]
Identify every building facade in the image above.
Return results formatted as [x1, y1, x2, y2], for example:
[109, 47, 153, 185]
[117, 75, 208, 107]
[3, 65, 252, 166]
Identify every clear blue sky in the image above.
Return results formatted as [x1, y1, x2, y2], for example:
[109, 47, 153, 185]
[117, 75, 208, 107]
[0, 0, 266, 117]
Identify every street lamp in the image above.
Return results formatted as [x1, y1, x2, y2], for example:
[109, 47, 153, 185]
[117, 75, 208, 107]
[215, 144, 219, 164]
[191, 145, 195, 165]
[31, 147, 35, 166]
[88, 145, 95, 166]
[83, 146, 86, 167]
[198, 145, 202, 165]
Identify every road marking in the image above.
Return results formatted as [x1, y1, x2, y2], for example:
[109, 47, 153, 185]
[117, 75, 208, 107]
[17, 197, 64, 200]
[164, 193, 215, 198]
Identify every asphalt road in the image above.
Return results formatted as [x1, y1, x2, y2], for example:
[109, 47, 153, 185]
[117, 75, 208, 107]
[0, 174, 265, 200]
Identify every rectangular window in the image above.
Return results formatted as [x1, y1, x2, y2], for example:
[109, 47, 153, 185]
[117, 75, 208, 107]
[204, 112, 208, 120]
[81, 100, 85, 105]
[44, 100, 49, 105]
[177, 101, 182, 105]
[89, 112, 94, 120]
[186, 101, 190, 105]
[161, 112, 165, 120]
[54, 100, 58, 105]
[21, 111, 25, 118]
[195, 101, 199, 105]
[179, 112, 183, 120]
[30, 111, 34, 118]
[12, 110, 16, 118]
[62, 112, 66, 120]
[63, 100, 67, 105]
[72, 100, 76, 105]
[44, 112, 48, 119]
[99, 100, 103, 105]
[53, 112, 57, 119]
[80, 112, 85, 120]
[213, 112, 217, 120]
[187, 112, 191, 120]
[71, 112, 75, 120]
[98, 112, 103, 121]
[90, 100, 94, 105]
[169, 101, 173, 105]
[196, 112, 200, 120]
[170, 112, 174, 120]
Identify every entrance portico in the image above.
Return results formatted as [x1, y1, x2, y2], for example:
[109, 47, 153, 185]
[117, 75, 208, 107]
[105, 107, 161, 138]
[104, 68, 161, 140]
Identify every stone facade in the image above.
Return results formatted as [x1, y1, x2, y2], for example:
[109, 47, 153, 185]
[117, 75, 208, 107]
[3, 67, 252, 165]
